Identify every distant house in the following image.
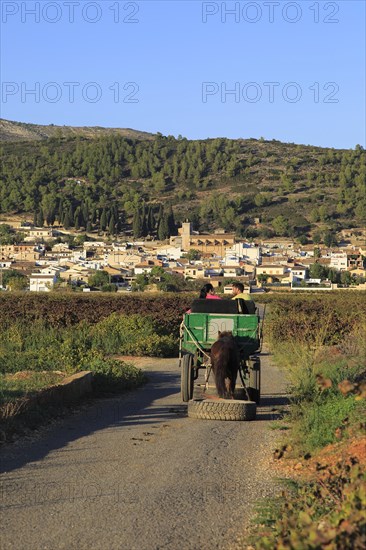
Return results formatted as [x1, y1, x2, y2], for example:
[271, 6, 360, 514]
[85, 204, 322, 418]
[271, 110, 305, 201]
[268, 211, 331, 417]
[29, 273, 57, 292]
[52, 243, 70, 252]
[0, 244, 40, 261]
[347, 254, 364, 270]
[59, 267, 92, 284]
[156, 245, 182, 260]
[347, 266, 366, 278]
[260, 239, 294, 250]
[221, 266, 242, 278]
[106, 252, 143, 268]
[24, 227, 54, 241]
[290, 265, 308, 281]
[184, 265, 205, 279]
[227, 243, 261, 264]
[330, 253, 348, 271]
[134, 263, 155, 275]
[256, 265, 287, 277]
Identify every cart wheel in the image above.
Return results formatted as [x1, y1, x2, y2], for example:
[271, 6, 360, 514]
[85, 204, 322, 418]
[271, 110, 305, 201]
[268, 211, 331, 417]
[181, 353, 194, 402]
[248, 357, 261, 404]
[188, 399, 256, 421]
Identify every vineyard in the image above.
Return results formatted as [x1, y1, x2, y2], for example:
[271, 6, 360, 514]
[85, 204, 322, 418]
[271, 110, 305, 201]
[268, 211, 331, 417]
[0, 292, 192, 332]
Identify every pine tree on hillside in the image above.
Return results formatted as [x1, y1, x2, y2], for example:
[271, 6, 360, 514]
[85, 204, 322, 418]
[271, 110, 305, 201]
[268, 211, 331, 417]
[74, 207, 82, 230]
[67, 204, 74, 225]
[108, 212, 116, 235]
[133, 208, 143, 238]
[57, 200, 64, 226]
[146, 204, 155, 234]
[157, 207, 169, 241]
[47, 207, 56, 226]
[167, 205, 176, 236]
[91, 208, 98, 225]
[63, 211, 72, 229]
[100, 208, 107, 232]
[36, 209, 44, 227]
[141, 202, 147, 236]
[82, 202, 89, 226]
[116, 207, 123, 234]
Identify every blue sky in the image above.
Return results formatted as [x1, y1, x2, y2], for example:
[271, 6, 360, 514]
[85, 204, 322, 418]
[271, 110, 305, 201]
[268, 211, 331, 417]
[1, 0, 365, 149]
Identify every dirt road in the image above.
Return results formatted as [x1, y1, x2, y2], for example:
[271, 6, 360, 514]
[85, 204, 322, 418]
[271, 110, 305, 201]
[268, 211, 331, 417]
[0, 352, 287, 550]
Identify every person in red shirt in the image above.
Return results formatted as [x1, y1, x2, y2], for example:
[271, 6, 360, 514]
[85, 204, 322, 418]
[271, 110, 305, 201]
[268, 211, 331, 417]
[199, 283, 221, 300]
[185, 283, 221, 314]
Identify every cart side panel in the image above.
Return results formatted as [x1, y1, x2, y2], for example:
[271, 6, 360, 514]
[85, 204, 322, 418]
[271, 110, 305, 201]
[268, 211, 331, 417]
[182, 313, 260, 356]
[182, 312, 210, 354]
[235, 315, 260, 356]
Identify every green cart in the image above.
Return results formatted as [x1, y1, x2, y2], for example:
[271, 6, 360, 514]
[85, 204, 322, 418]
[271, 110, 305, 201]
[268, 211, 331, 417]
[179, 299, 262, 404]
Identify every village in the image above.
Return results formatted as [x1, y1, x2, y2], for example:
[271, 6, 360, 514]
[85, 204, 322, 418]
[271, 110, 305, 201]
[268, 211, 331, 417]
[0, 220, 365, 293]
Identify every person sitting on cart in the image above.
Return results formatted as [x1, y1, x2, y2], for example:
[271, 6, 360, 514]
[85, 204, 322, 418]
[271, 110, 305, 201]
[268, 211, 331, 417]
[185, 283, 221, 314]
[199, 283, 221, 300]
[231, 282, 256, 313]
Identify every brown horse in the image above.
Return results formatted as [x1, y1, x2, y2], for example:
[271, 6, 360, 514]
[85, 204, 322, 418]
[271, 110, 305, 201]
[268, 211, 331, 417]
[210, 331, 240, 399]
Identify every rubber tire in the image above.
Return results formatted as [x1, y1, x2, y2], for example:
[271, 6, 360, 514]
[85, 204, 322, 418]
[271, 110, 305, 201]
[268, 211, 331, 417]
[205, 386, 248, 400]
[181, 353, 194, 402]
[248, 358, 261, 405]
[188, 399, 256, 421]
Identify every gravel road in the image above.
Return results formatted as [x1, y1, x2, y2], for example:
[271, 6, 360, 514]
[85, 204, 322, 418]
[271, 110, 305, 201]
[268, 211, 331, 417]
[0, 350, 287, 550]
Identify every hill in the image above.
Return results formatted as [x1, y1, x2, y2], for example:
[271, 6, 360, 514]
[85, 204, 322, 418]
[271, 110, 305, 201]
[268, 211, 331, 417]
[0, 119, 155, 142]
[0, 120, 365, 242]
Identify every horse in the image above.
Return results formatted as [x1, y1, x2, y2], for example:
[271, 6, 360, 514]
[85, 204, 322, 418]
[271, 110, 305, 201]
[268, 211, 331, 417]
[210, 331, 240, 399]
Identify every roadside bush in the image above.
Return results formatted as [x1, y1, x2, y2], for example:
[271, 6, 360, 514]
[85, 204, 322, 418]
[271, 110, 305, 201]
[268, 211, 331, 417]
[0, 312, 177, 378]
[90, 313, 177, 356]
[272, 324, 365, 452]
[0, 372, 65, 405]
[291, 395, 358, 452]
[256, 462, 366, 550]
[89, 356, 146, 393]
[0, 350, 56, 374]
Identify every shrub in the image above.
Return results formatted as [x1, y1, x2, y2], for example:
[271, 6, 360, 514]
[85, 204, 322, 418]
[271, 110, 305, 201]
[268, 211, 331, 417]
[89, 356, 146, 393]
[291, 395, 358, 452]
[90, 313, 178, 356]
[255, 462, 366, 550]
[272, 333, 365, 453]
[0, 312, 177, 378]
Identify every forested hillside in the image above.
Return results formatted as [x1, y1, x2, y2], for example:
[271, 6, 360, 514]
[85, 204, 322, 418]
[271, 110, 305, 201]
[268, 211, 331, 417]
[1, 120, 365, 241]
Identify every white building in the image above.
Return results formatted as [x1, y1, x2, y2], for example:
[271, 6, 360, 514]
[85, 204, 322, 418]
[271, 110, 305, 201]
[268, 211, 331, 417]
[330, 253, 348, 271]
[23, 227, 54, 241]
[29, 273, 57, 292]
[39, 266, 66, 279]
[226, 243, 261, 264]
[156, 245, 182, 261]
[289, 266, 308, 282]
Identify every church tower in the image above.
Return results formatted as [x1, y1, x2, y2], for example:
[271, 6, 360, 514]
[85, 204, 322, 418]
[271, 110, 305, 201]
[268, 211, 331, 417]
[181, 221, 191, 251]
